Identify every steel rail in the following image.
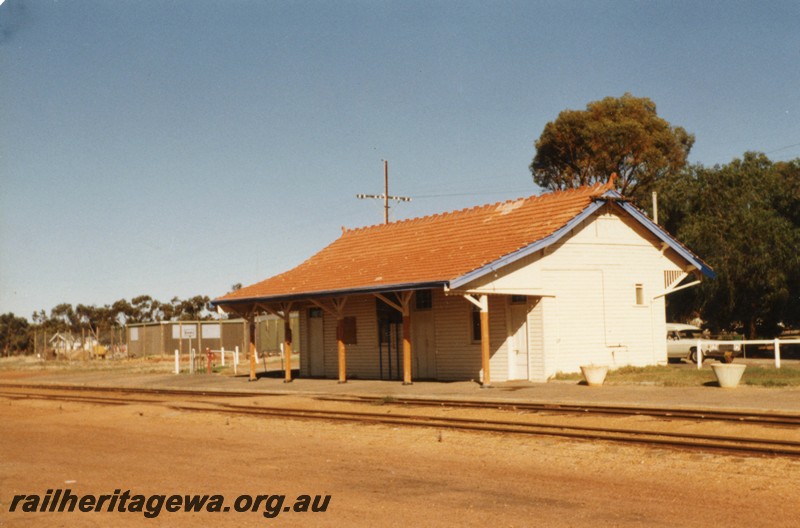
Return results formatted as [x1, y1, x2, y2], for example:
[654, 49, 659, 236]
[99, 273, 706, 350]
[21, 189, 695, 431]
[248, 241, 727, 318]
[316, 395, 800, 427]
[2, 382, 800, 426]
[2, 385, 800, 458]
[187, 403, 800, 458]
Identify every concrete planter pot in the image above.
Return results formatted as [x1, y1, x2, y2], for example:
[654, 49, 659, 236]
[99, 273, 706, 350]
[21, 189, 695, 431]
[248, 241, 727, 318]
[580, 365, 608, 387]
[710, 363, 747, 388]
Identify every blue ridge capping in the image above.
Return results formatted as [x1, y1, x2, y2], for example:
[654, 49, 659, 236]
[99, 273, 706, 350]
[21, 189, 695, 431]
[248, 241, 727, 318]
[449, 200, 606, 290]
[607, 191, 716, 279]
[450, 190, 714, 290]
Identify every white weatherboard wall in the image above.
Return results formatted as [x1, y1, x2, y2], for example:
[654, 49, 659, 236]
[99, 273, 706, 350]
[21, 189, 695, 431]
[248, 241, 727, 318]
[297, 295, 379, 380]
[320, 295, 379, 380]
[461, 205, 687, 380]
[296, 289, 511, 383]
[432, 289, 509, 382]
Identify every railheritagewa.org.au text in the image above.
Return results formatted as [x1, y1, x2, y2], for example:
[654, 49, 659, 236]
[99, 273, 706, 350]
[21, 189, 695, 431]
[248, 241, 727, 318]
[8, 489, 331, 519]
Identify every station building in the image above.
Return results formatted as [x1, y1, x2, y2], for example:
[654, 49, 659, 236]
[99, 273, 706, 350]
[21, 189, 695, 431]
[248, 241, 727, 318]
[211, 182, 714, 385]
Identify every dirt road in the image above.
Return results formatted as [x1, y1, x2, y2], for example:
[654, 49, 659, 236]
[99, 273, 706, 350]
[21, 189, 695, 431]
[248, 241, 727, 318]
[1, 395, 798, 527]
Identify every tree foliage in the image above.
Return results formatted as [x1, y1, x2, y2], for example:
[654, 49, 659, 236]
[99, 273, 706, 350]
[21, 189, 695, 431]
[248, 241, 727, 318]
[0, 313, 30, 355]
[1, 294, 218, 355]
[530, 95, 798, 337]
[530, 93, 694, 203]
[662, 153, 800, 337]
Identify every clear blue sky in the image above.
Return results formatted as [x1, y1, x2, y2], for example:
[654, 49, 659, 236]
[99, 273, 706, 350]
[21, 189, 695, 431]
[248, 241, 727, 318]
[1, 0, 799, 320]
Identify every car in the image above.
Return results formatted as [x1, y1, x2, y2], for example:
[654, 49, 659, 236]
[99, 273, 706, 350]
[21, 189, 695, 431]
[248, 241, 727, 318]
[666, 323, 742, 363]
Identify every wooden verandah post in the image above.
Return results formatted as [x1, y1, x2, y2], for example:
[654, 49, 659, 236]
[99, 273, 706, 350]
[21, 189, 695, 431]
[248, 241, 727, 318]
[336, 318, 347, 383]
[375, 291, 414, 385]
[259, 302, 295, 383]
[247, 315, 257, 382]
[280, 303, 294, 383]
[311, 298, 349, 383]
[464, 294, 491, 388]
[282, 317, 293, 383]
[227, 305, 259, 382]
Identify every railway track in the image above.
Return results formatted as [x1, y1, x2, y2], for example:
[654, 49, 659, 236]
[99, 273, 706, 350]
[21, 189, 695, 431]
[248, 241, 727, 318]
[3, 382, 799, 427]
[315, 394, 800, 428]
[2, 384, 799, 458]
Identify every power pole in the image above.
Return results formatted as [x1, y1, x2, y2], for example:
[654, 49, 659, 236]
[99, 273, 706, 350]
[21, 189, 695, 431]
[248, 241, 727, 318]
[356, 160, 412, 224]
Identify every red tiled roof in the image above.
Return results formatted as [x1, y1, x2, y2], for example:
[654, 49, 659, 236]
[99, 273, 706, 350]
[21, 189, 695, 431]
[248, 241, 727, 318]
[217, 182, 612, 303]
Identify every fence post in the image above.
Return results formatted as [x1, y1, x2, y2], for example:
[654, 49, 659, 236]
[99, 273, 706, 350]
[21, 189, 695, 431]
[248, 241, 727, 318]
[190, 348, 195, 374]
[775, 338, 781, 369]
[221, 346, 226, 367]
[234, 346, 239, 376]
[174, 349, 180, 374]
[696, 340, 702, 369]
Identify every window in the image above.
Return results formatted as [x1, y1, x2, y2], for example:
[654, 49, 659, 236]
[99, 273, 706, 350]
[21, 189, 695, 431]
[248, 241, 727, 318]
[471, 305, 482, 342]
[415, 290, 432, 310]
[510, 295, 527, 304]
[338, 316, 357, 345]
[635, 284, 645, 305]
[309, 307, 323, 318]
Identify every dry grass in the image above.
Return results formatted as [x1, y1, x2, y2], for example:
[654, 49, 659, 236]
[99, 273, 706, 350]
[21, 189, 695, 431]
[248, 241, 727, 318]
[0, 354, 291, 376]
[553, 363, 800, 387]
[0, 355, 177, 374]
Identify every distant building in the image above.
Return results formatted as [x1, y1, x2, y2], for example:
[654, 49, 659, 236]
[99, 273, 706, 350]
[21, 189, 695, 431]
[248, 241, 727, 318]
[49, 332, 99, 358]
[126, 316, 299, 358]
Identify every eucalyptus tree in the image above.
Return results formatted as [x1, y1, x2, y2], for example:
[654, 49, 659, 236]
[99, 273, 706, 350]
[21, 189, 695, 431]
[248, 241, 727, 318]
[530, 93, 694, 206]
[663, 153, 800, 336]
[0, 313, 30, 355]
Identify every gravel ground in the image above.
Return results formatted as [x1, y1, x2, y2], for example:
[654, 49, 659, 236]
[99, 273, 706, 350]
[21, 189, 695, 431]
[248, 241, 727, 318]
[1, 360, 800, 527]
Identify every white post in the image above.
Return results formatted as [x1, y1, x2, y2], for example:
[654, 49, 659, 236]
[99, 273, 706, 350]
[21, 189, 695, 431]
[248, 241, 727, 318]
[696, 340, 703, 369]
[174, 349, 180, 374]
[234, 346, 239, 376]
[775, 338, 781, 369]
[190, 348, 195, 374]
[221, 346, 226, 367]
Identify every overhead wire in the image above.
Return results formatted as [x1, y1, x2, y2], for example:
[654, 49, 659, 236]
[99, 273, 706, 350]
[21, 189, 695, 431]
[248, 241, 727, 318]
[765, 141, 800, 154]
[409, 189, 535, 199]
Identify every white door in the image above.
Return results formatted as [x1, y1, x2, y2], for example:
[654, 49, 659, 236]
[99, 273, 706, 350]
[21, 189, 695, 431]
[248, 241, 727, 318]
[308, 309, 324, 377]
[508, 301, 529, 380]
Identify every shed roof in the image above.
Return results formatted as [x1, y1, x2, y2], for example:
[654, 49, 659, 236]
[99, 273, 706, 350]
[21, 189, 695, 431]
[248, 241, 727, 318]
[214, 182, 712, 308]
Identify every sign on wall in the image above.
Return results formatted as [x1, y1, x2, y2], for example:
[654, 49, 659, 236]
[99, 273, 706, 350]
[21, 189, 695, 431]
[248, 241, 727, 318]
[201, 324, 221, 339]
[172, 325, 197, 339]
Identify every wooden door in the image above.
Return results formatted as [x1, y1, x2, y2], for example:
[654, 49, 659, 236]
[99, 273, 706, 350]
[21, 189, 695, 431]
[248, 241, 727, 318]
[308, 308, 324, 377]
[412, 311, 436, 379]
[508, 301, 529, 380]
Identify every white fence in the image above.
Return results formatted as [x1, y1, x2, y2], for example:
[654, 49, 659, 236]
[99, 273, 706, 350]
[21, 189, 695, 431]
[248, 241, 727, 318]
[174, 346, 241, 375]
[694, 338, 800, 369]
